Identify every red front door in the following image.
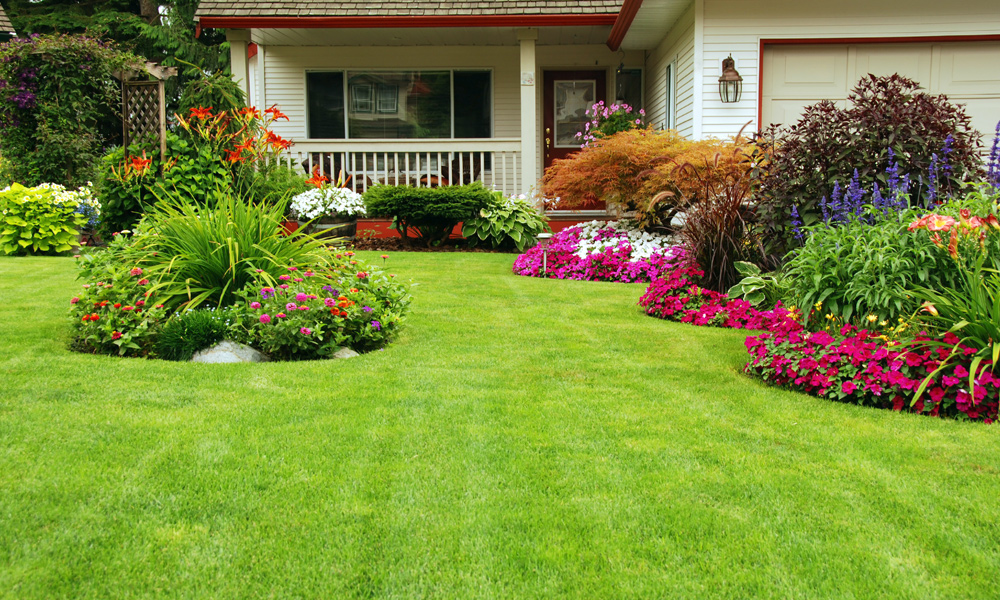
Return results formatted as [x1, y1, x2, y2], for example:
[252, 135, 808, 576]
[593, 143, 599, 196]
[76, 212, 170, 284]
[543, 70, 607, 208]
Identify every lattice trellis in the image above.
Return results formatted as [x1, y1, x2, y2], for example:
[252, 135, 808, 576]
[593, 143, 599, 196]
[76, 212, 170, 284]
[122, 79, 167, 161]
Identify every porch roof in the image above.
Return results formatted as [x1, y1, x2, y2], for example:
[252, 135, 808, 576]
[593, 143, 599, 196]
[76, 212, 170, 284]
[0, 5, 15, 35]
[195, 1, 623, 19]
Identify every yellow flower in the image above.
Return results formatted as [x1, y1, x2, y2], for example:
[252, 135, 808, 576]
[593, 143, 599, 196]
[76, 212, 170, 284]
[879, 320, 888, 327]
[825, 313, 835, 321]
[866, 314, 878, 323]
[814, 301, 823, 310]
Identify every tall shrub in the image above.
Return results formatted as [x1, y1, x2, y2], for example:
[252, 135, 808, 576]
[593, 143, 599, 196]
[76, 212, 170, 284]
[0, 34, 143, 187]
[756, 74, 982, 252]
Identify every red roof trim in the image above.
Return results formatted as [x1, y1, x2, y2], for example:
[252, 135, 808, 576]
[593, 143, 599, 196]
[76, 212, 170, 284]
[606, 0, 642, 51]
[198, 14, 619, 30]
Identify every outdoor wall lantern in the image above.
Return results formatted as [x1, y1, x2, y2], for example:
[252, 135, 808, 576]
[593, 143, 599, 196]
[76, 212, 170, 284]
[718, 55, 743, 103]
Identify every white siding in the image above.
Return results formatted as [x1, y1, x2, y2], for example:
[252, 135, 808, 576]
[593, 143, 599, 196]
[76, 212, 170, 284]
[259, 45, 521, 142]
[643, 3, 695, 137]
[700, 0, 1000, 138]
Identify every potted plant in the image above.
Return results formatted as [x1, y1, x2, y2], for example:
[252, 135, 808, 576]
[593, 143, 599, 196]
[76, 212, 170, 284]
[289, 169, 366, 239]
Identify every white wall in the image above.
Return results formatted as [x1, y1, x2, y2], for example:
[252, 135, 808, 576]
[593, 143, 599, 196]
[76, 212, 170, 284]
[700, 0, 1000, 138]
[643, 3, 696, 138]
[258, 45, 521, 141]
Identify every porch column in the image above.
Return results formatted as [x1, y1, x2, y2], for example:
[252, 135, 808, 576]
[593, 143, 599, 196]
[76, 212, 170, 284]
[226, 29, 251, 102]
[518, 28, 538, 196]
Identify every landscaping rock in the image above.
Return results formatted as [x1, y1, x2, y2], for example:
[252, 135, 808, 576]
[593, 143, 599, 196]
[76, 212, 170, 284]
[190, 340, 268, 363]
[331, 347, 360, 359]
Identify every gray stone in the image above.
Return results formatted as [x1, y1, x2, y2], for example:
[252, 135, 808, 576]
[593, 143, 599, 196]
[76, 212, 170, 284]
[190, 340, 269, 363]
[331, 346, 360, 359]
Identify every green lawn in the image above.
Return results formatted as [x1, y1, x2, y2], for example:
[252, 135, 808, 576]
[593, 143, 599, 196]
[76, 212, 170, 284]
[1, 253, 998, 599]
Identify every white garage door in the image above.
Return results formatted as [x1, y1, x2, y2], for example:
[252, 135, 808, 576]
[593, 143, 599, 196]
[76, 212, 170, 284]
[761, 41, 1000, 142]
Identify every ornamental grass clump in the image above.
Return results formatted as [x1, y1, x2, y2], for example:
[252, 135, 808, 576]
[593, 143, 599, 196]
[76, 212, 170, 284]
[512, 220, 686, 283]
[155, 308, 233, 361]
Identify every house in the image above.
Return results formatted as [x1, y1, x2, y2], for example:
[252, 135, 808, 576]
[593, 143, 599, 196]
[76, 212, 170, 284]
[195, 0, 1000, 205]
[0, 4, 16, 40]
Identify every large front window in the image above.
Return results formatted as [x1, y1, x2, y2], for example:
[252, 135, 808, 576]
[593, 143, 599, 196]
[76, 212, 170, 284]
[306, 70, 492, 140]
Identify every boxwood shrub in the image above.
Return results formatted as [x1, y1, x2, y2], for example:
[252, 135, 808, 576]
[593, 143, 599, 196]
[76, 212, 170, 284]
[363, 182, 494, 246]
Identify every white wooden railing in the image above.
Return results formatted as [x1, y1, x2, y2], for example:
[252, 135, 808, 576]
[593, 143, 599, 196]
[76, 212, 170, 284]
[276, 139, 523, 196]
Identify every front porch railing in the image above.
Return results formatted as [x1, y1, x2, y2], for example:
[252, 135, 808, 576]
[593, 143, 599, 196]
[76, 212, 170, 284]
[276, 139, 523, 196]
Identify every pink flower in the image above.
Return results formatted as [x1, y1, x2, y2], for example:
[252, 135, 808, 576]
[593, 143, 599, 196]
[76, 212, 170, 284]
[294, 278, 303, 282]
[276, 312, 286, 318]
[70, 297, 79, 304]
[279, 284, 289, 289]
[250, 301, 262, 309]
[841, 381, 857, 394]
[112, 331, 122, 340]
[137, 279, 149, 285]
[295, 293, 308, 302]
[287, 267, 298, 271]
[286, 302, 297, 310]
[135, 300, 145, 307]
[300, 327, 312, 335]
[130, 267, 143, 276]
[298, 306, 310, 311]
[279, 275, 291, 281]
[259, 314, 271, 324]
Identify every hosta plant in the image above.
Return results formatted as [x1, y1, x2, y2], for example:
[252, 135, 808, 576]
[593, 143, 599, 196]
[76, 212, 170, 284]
[0, 182, 90, 255]
[726, 261, 790, 308]
[462, 192, 549, 252]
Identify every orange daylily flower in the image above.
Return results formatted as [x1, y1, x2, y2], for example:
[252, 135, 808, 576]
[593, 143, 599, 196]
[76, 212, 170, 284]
[306, 166, 330, 188]
[265, 130, 292, 151]
[925, 214, 957, 232]
[128, 151, 152, 174]
[265, 105, 289, 121]
[189, 106, 213, 119]
[238, 107, 262, 119]
[224, 148, 247, 163]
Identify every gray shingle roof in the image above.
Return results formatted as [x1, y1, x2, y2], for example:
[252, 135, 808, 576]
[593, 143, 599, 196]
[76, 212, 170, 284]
[195, 1, 623, 18]
[0, 5, 15, 35]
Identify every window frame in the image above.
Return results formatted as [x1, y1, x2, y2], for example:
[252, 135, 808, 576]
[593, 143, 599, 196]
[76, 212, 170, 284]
[664, 62, 676, 130]
[304, 68, 495, 141]
[614, 67, 644, 111]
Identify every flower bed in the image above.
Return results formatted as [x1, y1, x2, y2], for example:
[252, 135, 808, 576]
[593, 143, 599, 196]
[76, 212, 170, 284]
[639, 259, 996, 423]
[745, 328, 998, 423]
[512, 220, 686, 283]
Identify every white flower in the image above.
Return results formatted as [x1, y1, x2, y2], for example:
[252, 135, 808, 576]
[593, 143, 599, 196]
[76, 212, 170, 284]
[290, 187, 366, 220]
[568, 220, 677, 260]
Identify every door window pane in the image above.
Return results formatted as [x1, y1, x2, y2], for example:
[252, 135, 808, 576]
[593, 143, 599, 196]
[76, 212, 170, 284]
[306, 72, 345, 139]
[347, 71, 451, 139]
[554, 80, 595, 147]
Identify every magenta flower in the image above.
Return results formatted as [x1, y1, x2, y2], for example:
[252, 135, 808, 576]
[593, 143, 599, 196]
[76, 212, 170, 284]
[279, 275, 291, 281]
[287, 266, 298, 271]
[295, 293, 308, 302]
[276, 312, 286, 318]
[300, 327, 312, 335]
[286, 302, 297, 310]
[250, 301, 262, 309]
[259, 314, 271, 324]
[370, 320, 381, 331]
[298, 306, 310, 311]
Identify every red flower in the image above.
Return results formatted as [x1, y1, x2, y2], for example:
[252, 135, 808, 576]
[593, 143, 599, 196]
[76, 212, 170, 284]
[136, 300, 145, 307]
[82, 315, 90, 322]
[90, 313, 99, 321]
[305, 166, 330, 188]
[224, 149, 246, 163]
[265, 105, 289, 121]
[128, 151, 152, 175]
[114, 303, 121, 309]
[189, 106, 213, 119]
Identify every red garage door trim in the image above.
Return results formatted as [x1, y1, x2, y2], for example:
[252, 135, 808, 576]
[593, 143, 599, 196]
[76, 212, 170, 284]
[756, 35, 1000, 131]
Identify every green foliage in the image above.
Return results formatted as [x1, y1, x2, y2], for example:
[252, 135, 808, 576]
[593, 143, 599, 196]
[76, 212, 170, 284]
[93, 144, 157, 236]
[8, 0, 231, 116]
[462, 192, 549, 252]
[364, 182, 494, 247]
[726, 261, 790, 308]
[134, 191, 336, 310]
[68, 261, 168, 356]
[154, 308, 233, 361]
[0, 34, 144, 187]
[0, 182, 89, 255]
[177, 67, 246, 116]
[783, 192, 1000, 326]
[756, 74, 983, 252]
[156, 132, 232, 205]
